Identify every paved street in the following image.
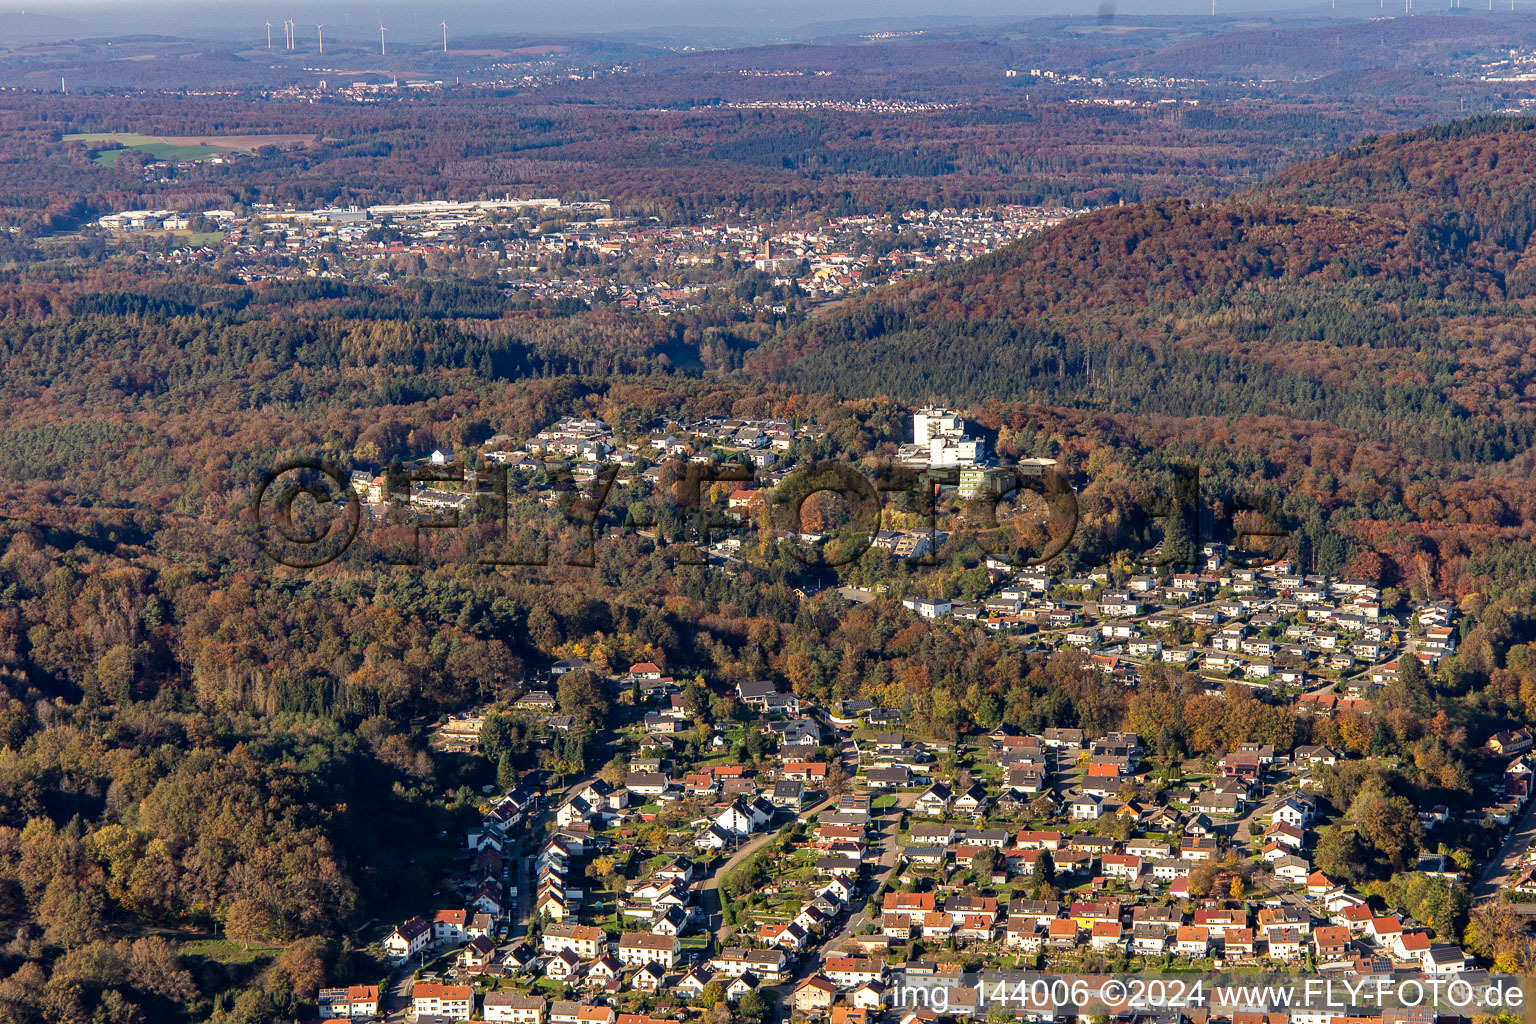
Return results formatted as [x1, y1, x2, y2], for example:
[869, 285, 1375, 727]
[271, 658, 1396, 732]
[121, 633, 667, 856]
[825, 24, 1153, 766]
[383, 950, 428, 1020]
[515, 770, 601, 935]
[698, 726, 861, 941]
[754, 788, 917, 1023]
[1474, 786, 1536, 900]
[697, 828, 791, 942]
[824, 789, 917, 945]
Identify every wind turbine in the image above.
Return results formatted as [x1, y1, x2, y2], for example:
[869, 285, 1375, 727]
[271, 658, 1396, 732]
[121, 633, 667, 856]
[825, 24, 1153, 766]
[379, 22, 388, 55]
[315, 23, 324, 53]
[266, 20, 272, 47]
[441, 20, 448, 52]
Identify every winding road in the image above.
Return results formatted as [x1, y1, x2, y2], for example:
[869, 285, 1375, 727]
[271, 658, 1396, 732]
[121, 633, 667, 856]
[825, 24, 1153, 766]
[697, 729, 863, 942]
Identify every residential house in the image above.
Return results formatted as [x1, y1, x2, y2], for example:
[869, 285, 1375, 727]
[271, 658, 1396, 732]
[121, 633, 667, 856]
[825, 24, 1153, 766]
[458, 935, 498, 971]
[914, 784, 954, 817]
[794, 976, 837, 1016]
[1313, 925, 1351, 962]
[1175, 926, 1210, 956]
[618, 932, 680, 968]
[726, 976, 759, 1003]
[319, 986, 381, 1018]
[384, 917, 431, 960]
[1071, 795, 1103, 821]
[632, 963, 667, 994]
[1091, 921, 1124, 950]
[1424, 945, 1467, 975]
[1213, 926, 1251, 958]
[1367, 917, 1403, 946]
[485, 994, 547, 1024]
[544, 924, 606, 960]
[412, 983, 473, 1021]
[1132, 924, 1169, 954]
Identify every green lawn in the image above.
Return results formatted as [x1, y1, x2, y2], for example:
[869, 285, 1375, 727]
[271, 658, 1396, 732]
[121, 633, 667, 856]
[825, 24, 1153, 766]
[420, 948, 461, 975]
[178, 938, 282, 965]
[64, 132, 238, 166]
[65, 131, 166, 145]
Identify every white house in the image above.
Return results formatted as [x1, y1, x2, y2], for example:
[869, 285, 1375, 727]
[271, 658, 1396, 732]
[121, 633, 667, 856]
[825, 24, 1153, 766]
[384, 917, 430, 960]
[1071, 795, 1102, 821]
[618, 932, 680, 968]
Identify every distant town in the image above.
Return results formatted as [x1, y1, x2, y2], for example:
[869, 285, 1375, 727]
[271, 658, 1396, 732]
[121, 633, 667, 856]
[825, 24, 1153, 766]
[90, 198, 1087, 315]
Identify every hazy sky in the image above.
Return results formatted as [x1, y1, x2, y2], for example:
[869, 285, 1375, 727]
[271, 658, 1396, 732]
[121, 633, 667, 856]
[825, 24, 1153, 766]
[0, 0, 1351, 44]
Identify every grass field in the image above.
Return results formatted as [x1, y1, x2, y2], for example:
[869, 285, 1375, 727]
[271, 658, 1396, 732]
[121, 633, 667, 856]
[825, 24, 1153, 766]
[64, 131, 310, 166]
[178, 937, 282, 965]
[67, 133, 236, 166]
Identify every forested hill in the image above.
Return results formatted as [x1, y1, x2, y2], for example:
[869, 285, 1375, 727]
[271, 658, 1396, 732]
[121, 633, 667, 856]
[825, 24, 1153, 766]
[755, 115, 1536, 465]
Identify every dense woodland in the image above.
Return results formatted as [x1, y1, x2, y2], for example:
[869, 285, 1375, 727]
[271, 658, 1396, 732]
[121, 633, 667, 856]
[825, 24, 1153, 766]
[765, 117, 1536, 464]
[0, 91, 1409, 236]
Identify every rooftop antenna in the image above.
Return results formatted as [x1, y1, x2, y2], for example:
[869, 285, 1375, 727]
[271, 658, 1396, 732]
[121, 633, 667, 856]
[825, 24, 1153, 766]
[379, 22, 388, 55]
[315, 23, 324, 53]
[265, 20, 272, 47]
[441, 20, 448, 52]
